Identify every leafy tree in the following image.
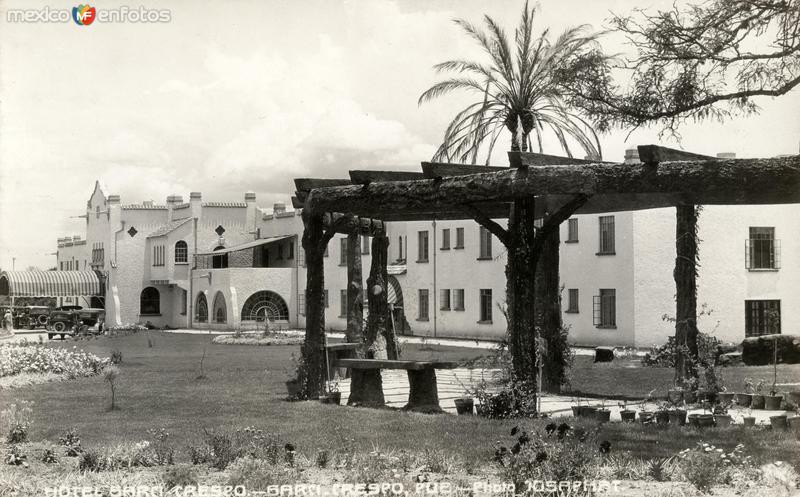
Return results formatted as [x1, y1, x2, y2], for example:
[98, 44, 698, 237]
[563, 0, 800, 137]
[419, 1, 605, 163]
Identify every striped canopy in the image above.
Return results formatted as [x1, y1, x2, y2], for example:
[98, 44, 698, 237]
[0, 271, 104, 297]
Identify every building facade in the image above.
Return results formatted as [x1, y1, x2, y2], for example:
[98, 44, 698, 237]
[56, 151, 799, 347]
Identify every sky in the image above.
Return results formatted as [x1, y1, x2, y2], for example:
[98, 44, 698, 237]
[1, 0, 798, 271]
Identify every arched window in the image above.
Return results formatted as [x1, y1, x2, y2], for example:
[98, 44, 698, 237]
[175, 241, 188, 263]
[140, 287, 160, 315]
[195, 293, 208, 322]
[241, 291, 289, 323]
[212, 291, 227, 323]
[212, 245, 228, 269]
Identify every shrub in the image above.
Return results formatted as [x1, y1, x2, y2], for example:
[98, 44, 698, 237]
[1, 401, 33, 444]
[493, 423, 603, 492]
[40, 448, 57, 464]
[187, 427, 283, 470]
[78, 450, 104, 472]
[4, 445, 28, 467]
[315, 449, 330, 469]
[146, 428, 175, 466]
[104, 365, 120, 410]
[58, 427, 81, 447]
[226, 457, 299, 490]
[677, 442, 751, 493]
[110, 349, 123, 364]
[0, 344, 108, 378]
[162, 464, 198, 490]
[643, 333, 722, 368]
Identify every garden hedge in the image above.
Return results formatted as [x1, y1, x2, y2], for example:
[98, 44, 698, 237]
[741, 334, 800, 365]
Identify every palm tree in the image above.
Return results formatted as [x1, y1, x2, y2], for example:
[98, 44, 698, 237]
[419, 2, 603, 164]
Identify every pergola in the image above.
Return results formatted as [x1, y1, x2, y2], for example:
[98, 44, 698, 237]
[293, 145, 800, 403]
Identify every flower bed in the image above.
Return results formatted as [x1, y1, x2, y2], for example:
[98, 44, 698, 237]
[212, 332, 303, 346]
[0, 343, 108, 378]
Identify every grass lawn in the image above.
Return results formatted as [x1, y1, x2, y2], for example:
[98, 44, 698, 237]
[1, 332, 799, 467]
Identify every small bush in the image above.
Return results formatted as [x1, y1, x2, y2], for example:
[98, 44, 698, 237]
[104, 365, 120, 410]
[226, 457, 299, 490]
[58, 427, 81, 447]
[110, 349, 123, 364]
[78, 450, 104, 472]
[187, 427, 283, 470]
[5, 445, 28, 467]
[0, 343, 108, 377]
[162, 464, 198, 489]
[1, 401, 33, 444]
[315, 449, 330, 469]
[41, 448, 57, 464]
[146, 428, 175, 466]
[677, 442, 751, 493]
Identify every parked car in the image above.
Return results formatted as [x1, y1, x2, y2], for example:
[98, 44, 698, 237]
[19, 306, 51, 329]
[47, 307, 105, 339]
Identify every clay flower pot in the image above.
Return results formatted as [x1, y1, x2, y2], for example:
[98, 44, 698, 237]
[714, 414, 733, 428]
[717, 392, 735, 405]
[788, 416, 800, 439]
[454, 397, 474, 415]
[583, 406, 598, 418]
[688, 413, 715, 428]
[668, 409, 687, 426]
[683, 390, 697, 404]
[735, 393, 752, 407]
[639, 411, 655, 424]
[770, 414, 788, 430]
[571, 406, 581, 417]
[750, 394, 765, 410]
[620, 410, 637, 423]
[743, 416, 756, 427]
[655, 411, 670, 425]
[595, 409, 611, 423]
[764, 395, 783, 410]
[667, 389, 684, 405]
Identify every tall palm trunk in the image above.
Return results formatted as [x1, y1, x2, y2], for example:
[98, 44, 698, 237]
[674, 205, 700, 387]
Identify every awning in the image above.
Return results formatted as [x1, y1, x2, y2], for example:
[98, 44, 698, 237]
[0, 270, 105, 297]
[197, 235, 294, 255]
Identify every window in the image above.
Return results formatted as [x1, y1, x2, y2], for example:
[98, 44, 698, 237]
[340, 238, 348, 266]
[598, 216, 615, 254]
[566, 218, 579, 243]
[418, 289, 429, 320]
[566, 289, 579, 313]
[593, 289, 616, 328]
[745, 300, 781, 337]
[478, 227, 492, 259]
[288, 241, 294, 259]
[746, 227, 780, 269]
[440, 289, 451, 310]
[362, 235, 370, 255]
[417, 231, 429, 262]
[241, 291, 289, 322]
[277, 244, 284, 260]
[175, 241, 188, 263]
[340, 290, 347, 317]
[213, 292, 227, 323]
[212, 246, 228, 268]
[152, 245, 165, 266]
[398, 236, 404, 260]
[92, 243, 105, 267]
[255, 245, 269, 268]
[140, 287, 160, 315]
[195, 293, 208, 322]
[479, 289, 493, 322]
[455, 227, 465, 249]
[324, 289, 329, 308]
[298, 293, 305, 315]
[441, 229, 450, 250]
[453, 289, 465, 311]
[180, 289, 187, 315]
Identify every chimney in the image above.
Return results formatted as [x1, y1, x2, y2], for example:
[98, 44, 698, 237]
[624, 148, 640, 164]
[716, 152, 736, 159]
[166, 194, 183, 222]
[190, 191, 202, 219]
[245, 192, 257, 233]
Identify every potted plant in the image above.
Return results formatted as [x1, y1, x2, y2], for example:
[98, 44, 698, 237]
[655, 402, 670, 425]
[770, 413, 788, 430]
[571, 398, 581, 417]
[454, 396, 474, 415]
[736, 378, 753, 407]
[668, 401, 688, 426]
[713, 403, 732, 428]
[595, 398, 611, 423]
[717, 386, 734, 405]
[765, 385, 783, 410]
[679, 377, 698, 404]
[743, 406, 756, 427]
[750, 379, 766, 409]
[688, 401, 715, 428]
[583, 403, 598, 419]
[320, 379, 341, 405]
[619, 401, 636, 423]
[667, 385, 684, 405]
[788, 407, 800, 438]
[638, 389, 656, 424]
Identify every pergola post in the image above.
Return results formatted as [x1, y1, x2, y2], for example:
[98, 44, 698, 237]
[346, 231, 364, 345]
[674, 204, 700, 387]
[536, 227, 564, 393]
[299, 212, 329, 399]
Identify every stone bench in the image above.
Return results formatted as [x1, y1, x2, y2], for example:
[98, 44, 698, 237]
[335, 358, 457, 413]
[324, 342, 361, 380]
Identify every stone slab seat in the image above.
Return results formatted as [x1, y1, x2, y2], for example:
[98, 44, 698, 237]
[325, 343, 362, 380]
[335, 358, 457, 413]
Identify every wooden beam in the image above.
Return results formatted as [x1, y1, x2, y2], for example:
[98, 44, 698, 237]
[291, 196, 304, 209]
[304, 156, 800, 217]
[349, 170, 425, 185]
[294, 178, 352, 192]
[510, 151, 614, 168]
[421, 162, 508, 179]
[636, 145, 716, 165]
[322, 213, 386, 237]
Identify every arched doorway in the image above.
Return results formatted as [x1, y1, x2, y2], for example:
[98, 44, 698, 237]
[140, 287, 160, 315]
[387, 276, 410, 335]
[212, 291, 227, 323]
[240, 291, 289, 324]
[195, 293, 208, 322]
